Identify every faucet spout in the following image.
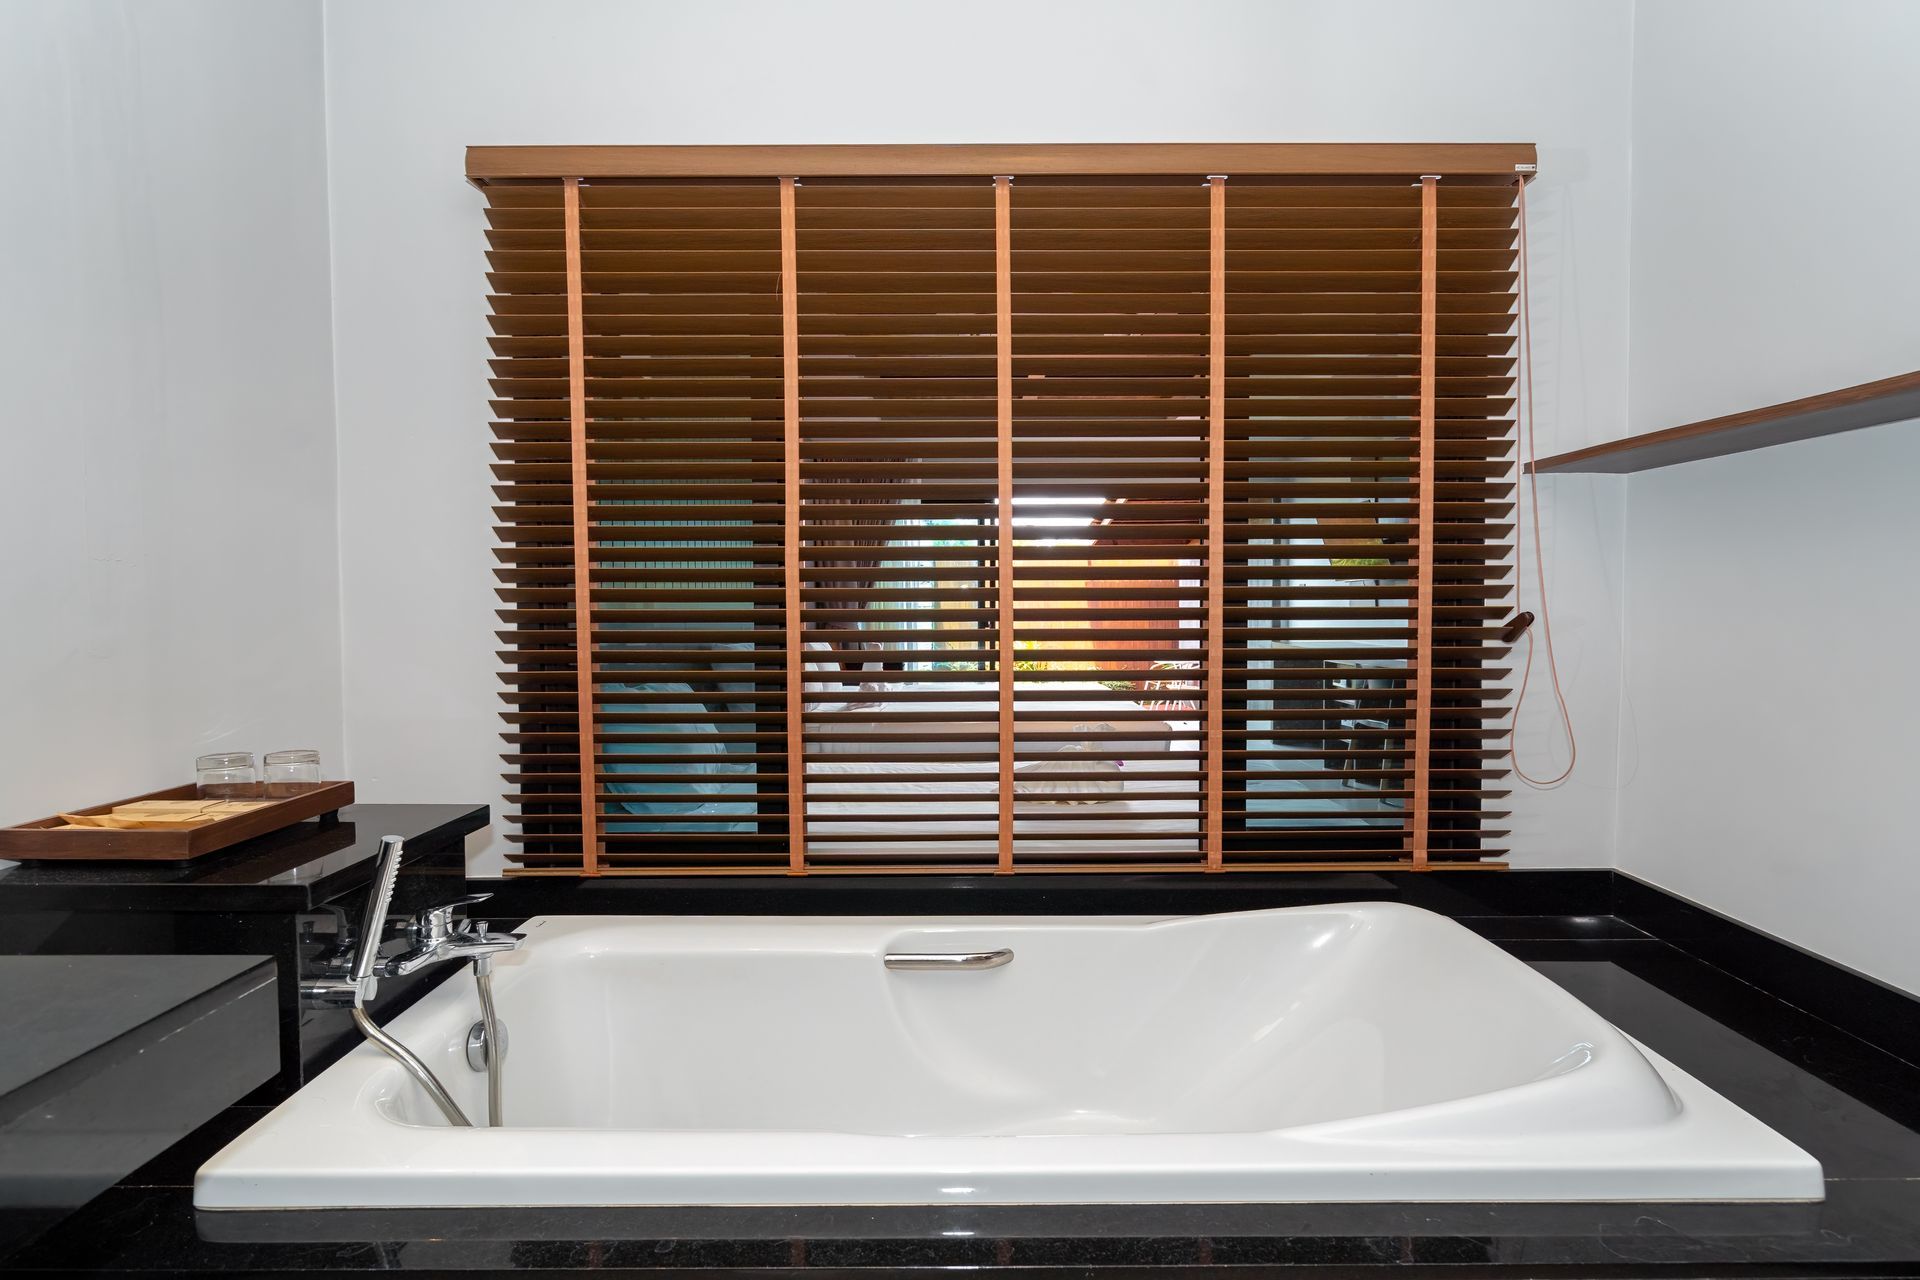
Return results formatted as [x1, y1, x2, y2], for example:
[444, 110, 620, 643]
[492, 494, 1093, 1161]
[391, 894, 524, 977]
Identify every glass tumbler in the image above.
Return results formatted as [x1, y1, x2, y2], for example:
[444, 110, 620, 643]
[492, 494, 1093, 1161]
[263, 749, 323, 798]
[195, 752, 259, 800]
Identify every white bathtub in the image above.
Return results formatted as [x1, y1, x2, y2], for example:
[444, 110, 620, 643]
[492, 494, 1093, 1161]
[195, 904, 1822, 1208]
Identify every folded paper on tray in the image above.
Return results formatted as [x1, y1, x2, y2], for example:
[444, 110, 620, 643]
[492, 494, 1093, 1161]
[53, 799, 272, 831]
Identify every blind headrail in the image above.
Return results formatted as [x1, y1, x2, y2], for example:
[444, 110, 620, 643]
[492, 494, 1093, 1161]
[467, 142, 1538, 182]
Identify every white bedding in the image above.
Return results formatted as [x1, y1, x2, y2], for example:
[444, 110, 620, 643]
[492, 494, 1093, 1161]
[802, 681, 1202, 856]
[806, 759, 1203, 856]
[807, 681, 1187, 758]
[615, 681, 1394, 859]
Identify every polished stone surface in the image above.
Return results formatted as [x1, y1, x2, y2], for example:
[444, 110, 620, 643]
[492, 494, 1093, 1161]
[477, 867, 1619, 920]
[0, 956, 270, 1102]
[0, 955, 277, 1259]
[1612, 870, 1920, 1070]
[8, 923, 1920, 1276]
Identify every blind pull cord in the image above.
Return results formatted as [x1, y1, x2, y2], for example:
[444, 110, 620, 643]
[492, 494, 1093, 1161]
[1508, 174, 1578, 787]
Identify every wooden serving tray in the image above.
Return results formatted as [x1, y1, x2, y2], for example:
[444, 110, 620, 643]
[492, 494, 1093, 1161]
[0, 781, 355, 862]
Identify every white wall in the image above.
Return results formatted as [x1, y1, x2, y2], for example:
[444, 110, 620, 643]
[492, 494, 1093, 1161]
[1626, 0, 1920, 431]
[1616, 0, 1920, 994]
[319, 0, 1637, 874]
[0, 1, 343, 831]
[1617, 428, 1920, 993]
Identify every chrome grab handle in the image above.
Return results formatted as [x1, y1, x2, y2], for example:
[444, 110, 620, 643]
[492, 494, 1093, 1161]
[884, 948, 1013, 971]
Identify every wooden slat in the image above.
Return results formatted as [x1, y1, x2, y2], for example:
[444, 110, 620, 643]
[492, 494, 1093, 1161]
[788, 176, 998, 867]
[470, 143, 1538, 181]
[1411, 175, 1440, 870]
[781, 176, 806, 875]
[1205, 174, 1227, 872]
[488, 154, 574, 872]
[562, 178, 599, 874]
[995, 174, 1015, 875]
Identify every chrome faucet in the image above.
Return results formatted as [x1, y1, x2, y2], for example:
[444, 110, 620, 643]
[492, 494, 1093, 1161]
[392, 894, 523, 977]
[302, 835, 521, 1127]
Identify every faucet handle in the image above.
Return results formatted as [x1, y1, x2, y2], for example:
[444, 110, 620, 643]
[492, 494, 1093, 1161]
[409, 893, 496, 945]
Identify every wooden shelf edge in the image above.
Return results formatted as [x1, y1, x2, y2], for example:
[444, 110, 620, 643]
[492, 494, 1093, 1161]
[1532, 370, 1920, 475]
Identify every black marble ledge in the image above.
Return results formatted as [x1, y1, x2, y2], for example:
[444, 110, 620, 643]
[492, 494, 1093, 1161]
[0, 955, 277, 1258]
[0, 803, 488, 913]
[1612, 871, 1920, 1073]
[478, 866, 1618, 920]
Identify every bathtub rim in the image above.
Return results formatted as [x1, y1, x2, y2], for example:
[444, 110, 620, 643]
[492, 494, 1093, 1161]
[193, 905, 1826, 1208]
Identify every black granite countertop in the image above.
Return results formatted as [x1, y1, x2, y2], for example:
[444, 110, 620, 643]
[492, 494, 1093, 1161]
[0, 956, 272, 1106]
[0, 954, 278, 1259]
[0, 804, 488, 911]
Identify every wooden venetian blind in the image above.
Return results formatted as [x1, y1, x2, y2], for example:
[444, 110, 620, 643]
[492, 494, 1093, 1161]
[477, 144, 1530, 877]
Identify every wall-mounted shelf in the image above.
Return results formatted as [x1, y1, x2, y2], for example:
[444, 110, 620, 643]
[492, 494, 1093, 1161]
[1531, 370, 1920, 475]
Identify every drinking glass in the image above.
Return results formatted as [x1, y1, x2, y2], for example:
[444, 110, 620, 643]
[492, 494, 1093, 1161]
[195, 752, 259, 800]
[263, 749, 323, 797]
